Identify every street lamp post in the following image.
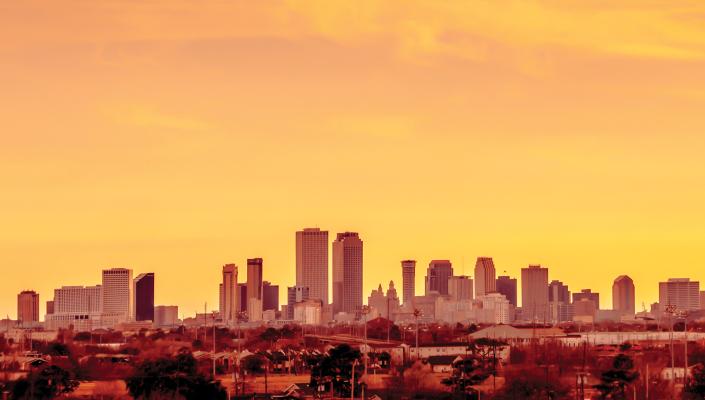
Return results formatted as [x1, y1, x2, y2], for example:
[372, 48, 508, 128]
[361, 305, 371, 375]
[413, 308, 421, 362]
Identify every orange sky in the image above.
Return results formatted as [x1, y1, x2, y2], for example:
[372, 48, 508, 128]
[2, 1, 705, 319]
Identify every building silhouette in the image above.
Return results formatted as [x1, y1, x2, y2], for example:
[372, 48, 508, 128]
[573, 289, 600, 309]
[474, 257, 496, 297]
[17, 290, 39, 325]
[521, 265, 549, 322]
[134, 273, 154, 321]
[332, 232, 363, 315]
[612, 275, 635, 316]
[495, 275, 517, 306]
[548, 280, 571, 323]
[659, 278, 700, 311]
[448, 276, 473, 301]
[296, 228, 329, 304]
[221, 264, 238, 325]
[425, 260, 453, 296]
[263, 281, 279, 312]
[102, 268, 133, 322]
[247, 258, 264, 321]
[401, 260, 416, 305]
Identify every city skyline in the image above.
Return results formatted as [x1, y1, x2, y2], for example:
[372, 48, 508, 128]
[3, 226, 705, 320]
[3, 1, 705, 320]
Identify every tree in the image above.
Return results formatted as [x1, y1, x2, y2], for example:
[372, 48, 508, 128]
[684, 363, 705, 399]
[11, 365, 79, 399]
[125, 348, 226, 400]
[441, 355, 489, 397]
[593, 353, 639, 399]
[309, 344, 362, 397]
[494, 368, 571, 400]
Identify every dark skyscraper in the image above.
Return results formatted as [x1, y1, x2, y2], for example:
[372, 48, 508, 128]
[495, 275, 517, 306]
[134, 273, 154, 321]
[263, 281, 279, 312]
[401, 260, 416, 305]
[238, 283, 247, 313]
[425, 260, 453, 295]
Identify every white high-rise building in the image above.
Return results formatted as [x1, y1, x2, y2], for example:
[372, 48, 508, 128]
[659, 278, 700, 312]
[476, 293, 512, 324]
[46, 285, 103, 330]
[222, 264, 239, 325]
[296, 228, 329, 304]
[102, 268, 133, 322]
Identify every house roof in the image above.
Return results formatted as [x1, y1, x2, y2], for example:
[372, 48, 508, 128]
[426, 355, 461, 366]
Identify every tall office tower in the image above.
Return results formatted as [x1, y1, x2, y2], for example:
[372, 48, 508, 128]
[573, 289, 600, 309]
[495, 276, 517, 306]
[332, 232, 363, 314]
[17, 291, 39, 324]
[247, 258, 264, 321]
[102, 268, 133, 321]
[296, 228, 329, 304]
[133, 273, 155, 321]
[287, 285, 310, 319]
[425, 260, 453, 295]
[221, 264, 238, 324]
[263, 281, 279, 312]
[474, 257, 496, 297]
[659, 278, 701, 311]
[238, 283, 248, 312]
[548, 280, 571, 323]
[46, 300, 54, 316]
[701, 291, 705, 310]
[448, 276, 473, 301]
[401, 260, 416, 305]
[521, 265, 549, 322]
[219, 283, 224, 316]
[613, 275, 635, 316]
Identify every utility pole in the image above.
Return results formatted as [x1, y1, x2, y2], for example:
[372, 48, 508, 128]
[413, 308, 421, 361]
[666, 304, 676, 398]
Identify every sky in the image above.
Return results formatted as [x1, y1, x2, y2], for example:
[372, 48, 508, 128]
[2, 1, 705, 318]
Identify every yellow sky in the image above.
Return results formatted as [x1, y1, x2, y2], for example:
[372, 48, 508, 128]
[2, 1, 705, 318]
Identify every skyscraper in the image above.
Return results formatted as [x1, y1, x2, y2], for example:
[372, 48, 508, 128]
[133, 273, 155, 321]
[263, 281, 279, 312]
[612, 275, 635, 316]
[401, 260, 416, 305]
[221, 264, 238, 324]
[474, 257, 496, 297]
[448, 276, 473, 301]
[102, 268, 133, 321]
[296, 228, 329, 304]
[17, 290, 39, 325]
[521, 265, 549, 321]
[425, 260, 453, 295]
[495, 275, 517, 306]
[332, 232, 363, 314]
[659, 278, 700, 311]
[247, 258, 264, 321]
[573, 289, 600, 309]
[548, 280, 571, 323]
